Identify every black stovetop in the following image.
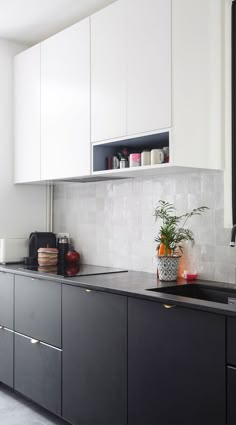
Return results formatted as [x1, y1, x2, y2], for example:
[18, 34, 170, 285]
[19, 263, 127, 278]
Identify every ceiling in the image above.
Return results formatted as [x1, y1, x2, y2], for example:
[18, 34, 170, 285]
[0, 0, 116, 46]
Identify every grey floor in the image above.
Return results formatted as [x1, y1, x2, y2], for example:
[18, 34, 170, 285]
[0, 385, 68, 425]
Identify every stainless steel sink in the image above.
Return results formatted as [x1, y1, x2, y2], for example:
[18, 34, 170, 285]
[147, 283, 236, 305]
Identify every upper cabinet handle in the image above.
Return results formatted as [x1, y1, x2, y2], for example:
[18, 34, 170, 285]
[163, 304, 176, 309]
[31, 338, 39, 344]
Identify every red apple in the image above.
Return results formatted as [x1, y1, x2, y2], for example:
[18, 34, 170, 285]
[65, 250, 80, 264]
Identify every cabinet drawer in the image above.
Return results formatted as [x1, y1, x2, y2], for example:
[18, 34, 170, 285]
[14, 332, 61, 416]
[227, 366, 236, 425]
[0, 272, 14, 328]
[227, 317, 236, 365]
[15, 275, 61, 347]
[0, 327, 13, 388]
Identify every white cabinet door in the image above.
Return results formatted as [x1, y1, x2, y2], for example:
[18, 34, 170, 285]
[41, 19, 90, 180]
[172, 0, 224, 169]
[14, 45, 41, 183]
[91, 0, 171, 143]
[91, 1, 126, 142]
[126, 0, 171, 136]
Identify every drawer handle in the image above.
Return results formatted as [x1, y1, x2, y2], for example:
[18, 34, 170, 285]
[85, 289, 92, 293]
[31, 338, 39, 344]
[163, 304, 176, 309]
[0, 326, 4, 330]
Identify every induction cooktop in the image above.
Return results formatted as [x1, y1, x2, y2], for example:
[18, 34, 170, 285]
[19, 264, 127, 278]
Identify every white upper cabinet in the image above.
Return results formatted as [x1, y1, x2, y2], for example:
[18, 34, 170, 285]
[14, 0, 225, 183]
[91, 1, 126, 142]
[41, 18, 90, 180]
[14, 45, 41, 183]
[126, 0, 171, 136]
[172, 0, 224, 170]
[91, 0, 171, 143]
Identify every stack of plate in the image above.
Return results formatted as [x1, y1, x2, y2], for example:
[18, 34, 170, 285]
[38, 247, 58, 267]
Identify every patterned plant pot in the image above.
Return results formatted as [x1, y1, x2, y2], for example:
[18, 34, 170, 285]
[157, 256, 180, 281]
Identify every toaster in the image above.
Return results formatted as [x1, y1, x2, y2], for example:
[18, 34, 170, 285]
[0, 238, 28, 264]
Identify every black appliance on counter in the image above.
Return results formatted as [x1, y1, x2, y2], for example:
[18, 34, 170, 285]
[25, 232, 57, 266]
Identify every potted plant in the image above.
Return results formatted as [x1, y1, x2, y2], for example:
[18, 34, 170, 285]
[154, 200, 208, 281]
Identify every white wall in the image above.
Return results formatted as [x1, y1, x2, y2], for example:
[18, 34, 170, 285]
[54, 171, 236, 284]
[0, 38, 48, 238]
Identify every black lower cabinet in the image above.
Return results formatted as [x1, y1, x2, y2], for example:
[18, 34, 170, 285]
[14, 333, 61, 416]
[62, 285, 127, 425]
[0, 272, 14, 329]
[227, 366, 236, 425]
[0, 328, 13, 388]
[128, 298, 226, 425]
[227, 317, 236, 366]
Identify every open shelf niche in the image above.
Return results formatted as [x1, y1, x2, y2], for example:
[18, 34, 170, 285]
[92, 131, 170, 177]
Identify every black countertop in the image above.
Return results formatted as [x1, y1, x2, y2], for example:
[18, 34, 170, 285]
[2, 263, 236, 316]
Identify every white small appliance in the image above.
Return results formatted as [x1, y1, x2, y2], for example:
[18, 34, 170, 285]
[0, 238, 28, 264]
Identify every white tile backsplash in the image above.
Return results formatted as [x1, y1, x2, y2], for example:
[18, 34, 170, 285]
[53, 170, 236, 283]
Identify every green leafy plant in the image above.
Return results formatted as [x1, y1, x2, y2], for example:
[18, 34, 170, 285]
[154, 200, 209, 256]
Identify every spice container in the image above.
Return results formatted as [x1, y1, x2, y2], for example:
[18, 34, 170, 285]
[141, 150, 151, 166]
[120, 158, 128, 168]
[129, 153, 141, 167]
